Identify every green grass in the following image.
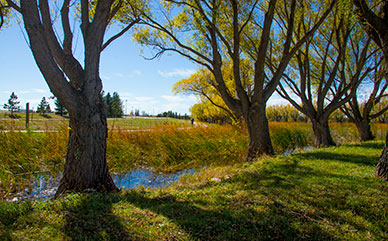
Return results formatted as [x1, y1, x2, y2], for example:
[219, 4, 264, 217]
[0, 114, 190, 131]
[108, 117, 190, 129]
[0, 113, 67, 131]
[1, 142, 387, 240]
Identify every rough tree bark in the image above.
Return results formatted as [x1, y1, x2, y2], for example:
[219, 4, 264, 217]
[244, 101, 275, 160]
[376, 133, 388, 180]
[56, 98, 117, 193]
[9, 0, 140, 196]
[312, 119, 336, 147]
[355, 118, 374, 142]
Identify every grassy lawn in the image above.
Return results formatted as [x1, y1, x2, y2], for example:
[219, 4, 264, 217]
[1, 141, 387, 240]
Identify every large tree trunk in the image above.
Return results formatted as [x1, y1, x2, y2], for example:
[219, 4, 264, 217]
[56, 97, 118, 196]
[355, 118, 374, 142]
[244, 103, 275, 161]
[376, 133, 388, 180]
[312, 118, 336, 147]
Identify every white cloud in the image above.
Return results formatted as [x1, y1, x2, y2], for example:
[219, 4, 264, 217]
[132, 70, 142, 76]
[102, 70, 142, 80]
[161, 95, 196, 103]
[101, 74, 112, 80]
[113, 72, 125, 78]
[162, 102, 192, 112]
[134, 97, 156, 101]
[158, 68, 196, 78]
[161, 95, 183, 102]
[1, 89, 48, 95]
[18, 89, 48, 94]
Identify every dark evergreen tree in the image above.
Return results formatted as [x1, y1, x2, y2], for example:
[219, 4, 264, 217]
[102, 92, 123, 118]
[37, 97, 51, 116]
[3, 92, 20, 117]
[54, 98, 68, 116]
[103, 92, 113, 117]
[111, 92, 123, 118]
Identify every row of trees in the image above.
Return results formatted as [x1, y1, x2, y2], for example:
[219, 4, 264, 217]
[1, 0, 386, 194]
[172, 1, 388, 146]
[157, 111, 190, 119]
[102, 92, 124, 118]
[2, 91, 124, 118]
[191, 100, 388, 125]
[2, 92, 53, 117]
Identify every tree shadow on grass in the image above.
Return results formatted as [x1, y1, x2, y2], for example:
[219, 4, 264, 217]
[215, 156, 388, 237]
[63, 193, 132, 241]
[342, 141, 384, 150]
[295, 151, 378, 166]
[122, 190, 337, 241]
[0, 201, 33, 240]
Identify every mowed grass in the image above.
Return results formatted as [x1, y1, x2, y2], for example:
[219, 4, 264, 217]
[1, 142, 387, 240]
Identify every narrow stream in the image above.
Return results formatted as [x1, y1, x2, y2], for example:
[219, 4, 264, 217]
[7, 168, 196, 201]
[6, 146, 313, 202]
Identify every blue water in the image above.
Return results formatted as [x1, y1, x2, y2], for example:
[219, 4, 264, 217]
[113, 168, 196, 189]
[8, 168, 196, 201]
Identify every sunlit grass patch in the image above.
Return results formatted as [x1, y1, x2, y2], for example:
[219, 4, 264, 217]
[2, 141, 387, 240]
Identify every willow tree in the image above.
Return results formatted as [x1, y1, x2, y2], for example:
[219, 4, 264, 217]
[4, 0, 145, 195]
[341, 47, 385, 142]
[173, 60, 254, 124]
[353, 0, 388, 180]
[134, 0, 334, 160]
[278, 11, 372, 147]
[354, 0, 388, 68]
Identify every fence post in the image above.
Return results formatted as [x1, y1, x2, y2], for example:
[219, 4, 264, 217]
[26, 102, 29, 129]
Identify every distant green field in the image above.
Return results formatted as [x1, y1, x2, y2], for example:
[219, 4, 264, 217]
[0, 113, 190, 131]
[108, 117, 190, 129]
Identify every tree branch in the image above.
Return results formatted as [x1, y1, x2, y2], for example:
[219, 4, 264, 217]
[5, 0, 20, 13]
[102, 18, 140, 51]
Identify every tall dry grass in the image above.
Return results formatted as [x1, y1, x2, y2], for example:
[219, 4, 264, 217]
[0, 125, 68, 196]
[107, 125, 247, 172]
[1, 121, 388, 196]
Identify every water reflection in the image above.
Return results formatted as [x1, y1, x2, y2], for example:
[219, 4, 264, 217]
[7, 168, 196, 201]
[283, 146, 314, 156]
[113, 168, 196, 189]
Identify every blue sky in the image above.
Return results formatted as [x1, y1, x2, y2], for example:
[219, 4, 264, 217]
[0, 19, 286, 115]
[0, 20, 200, 115]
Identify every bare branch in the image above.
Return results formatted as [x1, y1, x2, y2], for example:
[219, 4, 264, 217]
[102, 18, 140, 51]
[61, 0, 73, 54]
[5, 0, 20, 13]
